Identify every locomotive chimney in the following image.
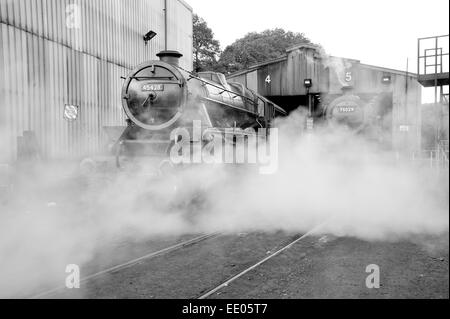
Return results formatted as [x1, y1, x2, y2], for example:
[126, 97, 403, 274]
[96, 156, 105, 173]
[156, 50, 183, 66]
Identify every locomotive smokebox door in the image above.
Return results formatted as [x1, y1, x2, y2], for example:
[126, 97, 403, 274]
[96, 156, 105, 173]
[121, 51, 187, 131]
[326, 94, 366, 131]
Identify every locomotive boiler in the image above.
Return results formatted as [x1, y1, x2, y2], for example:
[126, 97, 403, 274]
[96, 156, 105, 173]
[115, 50, 286, 166]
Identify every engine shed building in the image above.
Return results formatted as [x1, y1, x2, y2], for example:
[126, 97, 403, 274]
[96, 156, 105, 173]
[0, 0, 193, 163]
[227, 44, 423, 154]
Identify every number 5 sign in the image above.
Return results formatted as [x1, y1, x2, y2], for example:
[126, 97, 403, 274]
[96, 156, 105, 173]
[343, 61, 356, 86]
[345, 71, 352, 82]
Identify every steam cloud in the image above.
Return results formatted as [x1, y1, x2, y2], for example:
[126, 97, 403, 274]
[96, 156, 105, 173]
[0, 108, 448, 298]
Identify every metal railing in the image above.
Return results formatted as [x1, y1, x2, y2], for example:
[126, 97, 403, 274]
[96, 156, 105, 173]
[411, 140, 449, 170]
[437, 140, 449, 169]
[442, 93, 449, 105]
[417, 35, 449, 77]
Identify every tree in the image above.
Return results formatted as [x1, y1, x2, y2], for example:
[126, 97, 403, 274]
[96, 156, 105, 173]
[218, 28, 313, 74]
[193, 14, 221, 73]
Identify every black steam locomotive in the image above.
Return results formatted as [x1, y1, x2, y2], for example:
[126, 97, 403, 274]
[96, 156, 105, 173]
[115, 50, 286, 166]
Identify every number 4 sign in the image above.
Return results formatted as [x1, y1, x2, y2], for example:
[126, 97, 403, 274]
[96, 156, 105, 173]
[265, 75, 271, 84]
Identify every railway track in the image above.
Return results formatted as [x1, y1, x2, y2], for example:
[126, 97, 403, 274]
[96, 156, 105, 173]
[30, 221, 328, 299]
[197, 222, 327, 299]
[30, 233, 220, 299]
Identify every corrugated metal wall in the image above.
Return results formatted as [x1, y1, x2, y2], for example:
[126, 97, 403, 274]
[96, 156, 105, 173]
[0, 0, 193, 162]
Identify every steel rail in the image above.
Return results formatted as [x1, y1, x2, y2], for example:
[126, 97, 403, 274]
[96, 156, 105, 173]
[30, 233, 220, 299]
[197, 222, 328, 299]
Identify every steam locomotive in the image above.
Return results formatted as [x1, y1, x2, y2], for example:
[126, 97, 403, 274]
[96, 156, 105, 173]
[115, 50, 286, 167]
[323, 90, 393, 145]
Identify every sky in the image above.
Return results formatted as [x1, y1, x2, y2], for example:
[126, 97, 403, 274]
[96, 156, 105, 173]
[186, 0, 449, 74]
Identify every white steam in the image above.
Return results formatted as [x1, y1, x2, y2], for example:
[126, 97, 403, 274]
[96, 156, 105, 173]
[0, 109, 448, 298]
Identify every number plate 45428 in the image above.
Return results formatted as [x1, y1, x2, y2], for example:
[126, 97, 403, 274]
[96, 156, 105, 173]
[142, 84, 164, 91]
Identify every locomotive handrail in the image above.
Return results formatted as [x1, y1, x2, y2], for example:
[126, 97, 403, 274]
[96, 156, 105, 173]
[202, 97, 259, 116]
[125, 63, 185, 87]
[197, 76, 255, 105]
[175, 65, 287, 115]
[129, 76, 183, 86]
[174, 65, 257, 105]
[174, 65, 287, 116]
[130, 76, 174, 80]
[196, 79, 258, 112]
